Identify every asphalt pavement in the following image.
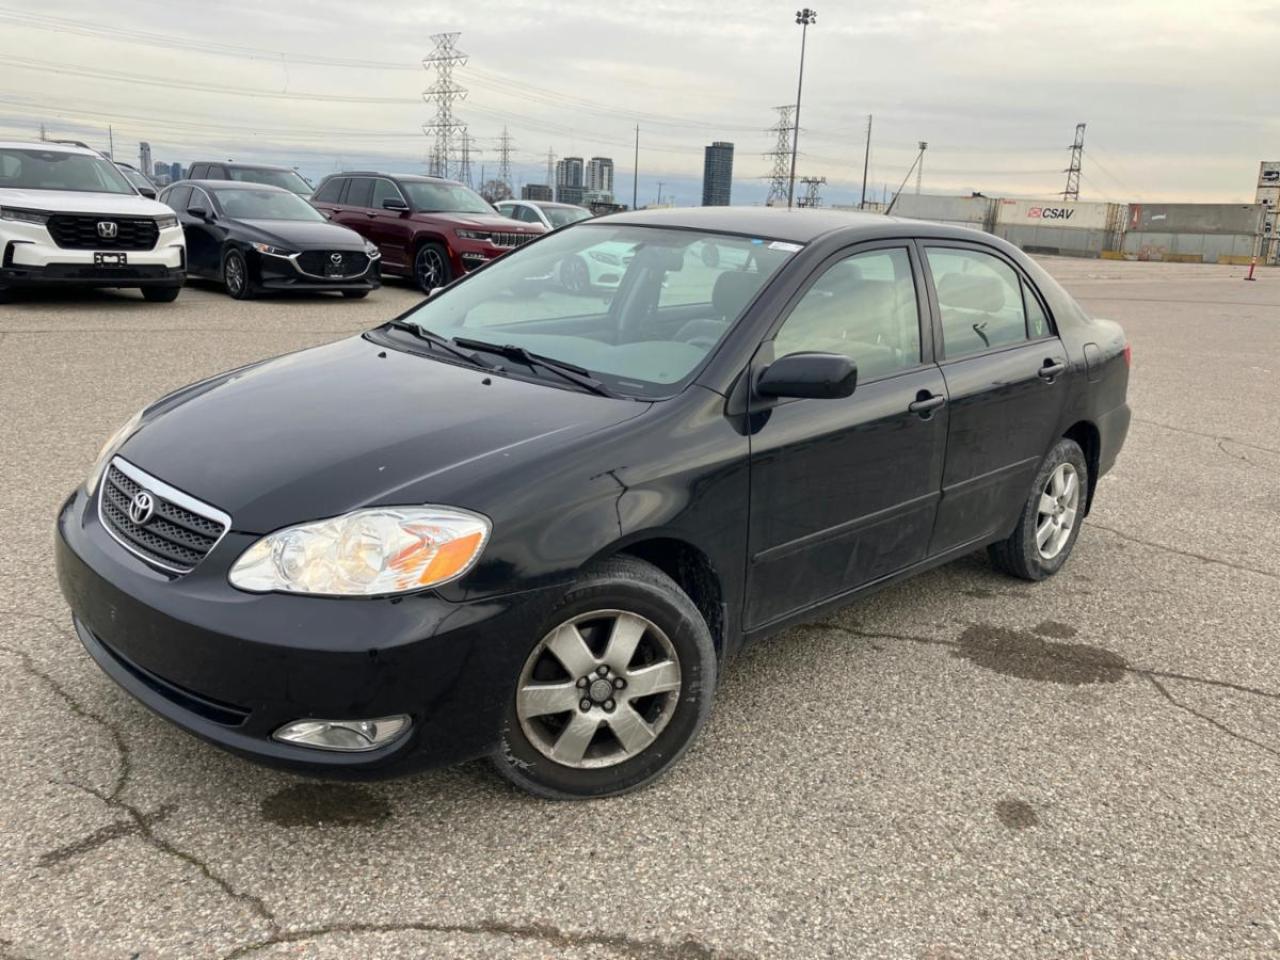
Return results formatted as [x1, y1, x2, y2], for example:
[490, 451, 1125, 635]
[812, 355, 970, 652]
[1, 260, 1277, 959]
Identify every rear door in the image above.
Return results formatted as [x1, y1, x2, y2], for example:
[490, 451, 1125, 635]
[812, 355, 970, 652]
[745, 242, 949, 628]
[919, 242, 1070, 554]
[330, 177, 375, 237]
[310, 177, 346, 220]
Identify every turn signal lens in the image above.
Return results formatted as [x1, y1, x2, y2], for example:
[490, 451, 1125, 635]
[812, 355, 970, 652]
[228, 506, 490, 596]
[1122, 343, 1132, 368]
[273, 715, 410, 752]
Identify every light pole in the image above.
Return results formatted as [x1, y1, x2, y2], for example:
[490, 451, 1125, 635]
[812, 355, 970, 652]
[787, 8, 816, 210]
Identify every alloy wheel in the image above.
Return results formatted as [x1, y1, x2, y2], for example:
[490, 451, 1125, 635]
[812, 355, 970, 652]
[415, 247, 446, 291]
[225, 254, 245, 295]
[516, 610, 682, 769]
[1035, 462, 1079, 559]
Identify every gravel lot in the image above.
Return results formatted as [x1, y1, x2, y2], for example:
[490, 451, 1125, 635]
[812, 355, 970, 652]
[2, 260, 1277, 959]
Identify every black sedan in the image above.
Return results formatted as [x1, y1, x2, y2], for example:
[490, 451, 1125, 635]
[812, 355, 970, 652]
[158, 180, 380, 299]
[56, 208, 1130, 799]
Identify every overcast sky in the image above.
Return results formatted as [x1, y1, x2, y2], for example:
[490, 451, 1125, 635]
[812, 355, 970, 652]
[0, 0, 1274, 206]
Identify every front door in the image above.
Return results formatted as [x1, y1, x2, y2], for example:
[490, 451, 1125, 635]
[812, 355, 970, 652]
[919, 242, 1072, 553]
[180, 186, 223, 277]
[746, 244, 948, 629]
[369, 178, 413, 270]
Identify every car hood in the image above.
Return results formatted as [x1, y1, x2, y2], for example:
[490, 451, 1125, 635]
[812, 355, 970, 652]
[117, 335, 645, 533]
[232, 219, 369, 249]
[0, 188, 170, 216]
[417, 211, 545, 234]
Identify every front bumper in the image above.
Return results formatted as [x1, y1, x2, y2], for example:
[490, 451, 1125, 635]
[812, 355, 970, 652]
[55, 488, 564, 776]
[254, 250, 381, 293]
[2, 222, 185, 287]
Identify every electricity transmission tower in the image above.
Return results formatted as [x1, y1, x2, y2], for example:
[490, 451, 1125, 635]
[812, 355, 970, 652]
[1062, 123, 1086, 201]
[456, 130, 478, 188]
[497, 126, 514, 192]
[797, 176, 826, 208]
[422, 32, 468, 178]
[764, 105, 794, 206]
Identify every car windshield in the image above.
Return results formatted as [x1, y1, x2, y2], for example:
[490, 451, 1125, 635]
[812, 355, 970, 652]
[395, 224, 801, 399]
[227, 167, 313, 196]
[0, 147, 135, 195]
[544, 206, 592, 228]
[213, 188, 326, 221]
[401, 180, 494, 213]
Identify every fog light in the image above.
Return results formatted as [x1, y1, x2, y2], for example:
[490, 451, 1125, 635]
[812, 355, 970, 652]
[272, 715, 410, 752]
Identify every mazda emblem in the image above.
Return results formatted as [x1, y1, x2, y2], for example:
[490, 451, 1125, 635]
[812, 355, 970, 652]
[97, 221, 119, 239]
[128, 491, 155, 525]
[329, 252, 343, 265]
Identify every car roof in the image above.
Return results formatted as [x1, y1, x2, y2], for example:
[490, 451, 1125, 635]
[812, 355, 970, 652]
[169, 179, 291, 193]
[191, 161, 295, 172]
[327, 171, 465, 188]
[0, 139, 98, 156]
[595, 206, 918, 243]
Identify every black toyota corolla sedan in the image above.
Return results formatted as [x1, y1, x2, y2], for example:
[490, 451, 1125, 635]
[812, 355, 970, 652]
[158, 180, 380, 299]
[56, 208, 1129, 799]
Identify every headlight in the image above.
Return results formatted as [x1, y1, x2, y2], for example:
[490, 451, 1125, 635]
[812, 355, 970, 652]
[228, 506, 490, 596]
[363, 240, 381, 259]
[155, 215, 179, 229]
[0, 207, 49, 224]
[85, 410, 144, 496]
[589, 250, 621, 265]
[456, 229, 491, 241]
[252, 243, 294, 257]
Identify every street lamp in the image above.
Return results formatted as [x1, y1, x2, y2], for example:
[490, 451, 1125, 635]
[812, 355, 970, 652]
[787, 7, 817, 210]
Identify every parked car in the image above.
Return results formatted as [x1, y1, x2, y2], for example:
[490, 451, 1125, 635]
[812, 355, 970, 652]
[495, 199, 592, 230]
[186, 161, 314, 198]
[311, 172, 544, 293]
[0, 140, 185, 302]
[114, 161, 159, 199]
[158, 180, 380, 299]
[55, 208, 1129, 799]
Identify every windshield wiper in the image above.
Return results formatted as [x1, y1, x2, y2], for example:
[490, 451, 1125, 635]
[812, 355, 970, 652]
[385, 321, 496, 369]
[450, 337, 618, 397]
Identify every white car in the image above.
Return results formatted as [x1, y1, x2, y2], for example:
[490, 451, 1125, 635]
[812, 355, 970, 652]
[0, 140, 186, 302]
[495, 199, 592, 231]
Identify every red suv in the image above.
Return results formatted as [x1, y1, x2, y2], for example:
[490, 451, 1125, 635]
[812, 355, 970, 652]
[311, 173, 545, 292]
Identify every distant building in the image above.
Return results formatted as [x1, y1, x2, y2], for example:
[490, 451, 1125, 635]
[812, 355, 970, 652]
[586, 157, 614, 201]
[139, 142, 152, 178]
[170, 162, 184, 181]
[701, 141, 734, 206]
[522, 183, 553, 201]
[555, 157, 584, 204]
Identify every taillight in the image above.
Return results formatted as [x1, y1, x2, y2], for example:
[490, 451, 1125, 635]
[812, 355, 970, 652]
[1122, 343, 1132, 368]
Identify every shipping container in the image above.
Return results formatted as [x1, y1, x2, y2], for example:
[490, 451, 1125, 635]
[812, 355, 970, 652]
[1120, 231, 1258, 264]
[995, 199, 1121, 232]
[1125, 204, 1263, 236]
[890, 194, 996, 231]
[995, 225, 1112, 259]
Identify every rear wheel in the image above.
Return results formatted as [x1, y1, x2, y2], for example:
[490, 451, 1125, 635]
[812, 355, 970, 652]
[222, 250, 254, 300]
[989, 437, 1088, 581]
[492, 556, 717, 799]
[559, 255, 590, 293]
[140, 285, 181, 303]
[412, 243, 451, 294]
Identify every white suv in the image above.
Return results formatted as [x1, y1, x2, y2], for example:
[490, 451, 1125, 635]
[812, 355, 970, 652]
[0, 140, 186, 302]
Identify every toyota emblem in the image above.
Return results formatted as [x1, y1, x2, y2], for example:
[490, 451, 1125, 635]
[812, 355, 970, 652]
[329, 252, 343, 266]
[97, 221, 119, 239]
[128, 491, 155, 525]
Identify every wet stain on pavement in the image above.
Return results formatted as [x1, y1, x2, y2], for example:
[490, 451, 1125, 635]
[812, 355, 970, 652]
[1033, 620, 1078, 639]
[260, 784, 392, 828]
[995, 799, 1039, 830]
[953, 623, 1128, 685]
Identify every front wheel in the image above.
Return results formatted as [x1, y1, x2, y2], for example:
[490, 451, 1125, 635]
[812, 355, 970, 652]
[989, 437, 1089, 581]
[492, 556, 717, 799]
[140, 285, 181, 303]
[222, 249, 254, 300]
[412, 243, 451, 294]
[558, 255, 590, 294]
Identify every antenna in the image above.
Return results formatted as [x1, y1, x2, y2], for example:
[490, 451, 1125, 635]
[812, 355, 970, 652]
[1062, 122, 1086, 201]
[422, 32, 468, 178]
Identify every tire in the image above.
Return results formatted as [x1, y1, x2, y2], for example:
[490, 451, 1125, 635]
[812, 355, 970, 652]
[989, 437, 1089, 581]
[341, 289, 371, 299]
[412, 242, 451, 294]
[222, 249, 254, 300]
[559, 255, 590, 294]
[491, 556, 717, 800]
[140, 285, 181, 303]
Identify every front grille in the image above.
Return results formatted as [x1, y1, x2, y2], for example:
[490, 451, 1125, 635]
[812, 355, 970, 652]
[295, 250, 370, 278]
[489, 232, 537, 249]
[47, 215, 159, 251]
[99, 461, 228, 574]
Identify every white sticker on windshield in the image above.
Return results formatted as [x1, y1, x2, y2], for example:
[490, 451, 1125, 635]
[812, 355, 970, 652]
[768, 241, 803, 252]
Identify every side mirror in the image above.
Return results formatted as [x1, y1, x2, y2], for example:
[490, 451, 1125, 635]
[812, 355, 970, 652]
[186, 206, 210, 221]
[139, 187, 157, 199]
[382, 197, 409, 211]
[756, 352, 857, 400]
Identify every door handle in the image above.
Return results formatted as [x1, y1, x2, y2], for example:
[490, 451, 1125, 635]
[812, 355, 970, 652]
[366, 212, 377, 218]
[1038, 359, 1067, 382]
[908, 392, 946, 417]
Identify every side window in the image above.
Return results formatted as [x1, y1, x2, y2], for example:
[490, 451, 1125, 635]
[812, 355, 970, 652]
[208, 165, 228, 180]
[1023, 280, 1051, 338]
[372, 178, 404, 208]
[519, 206, 543, 224]
[312, 178, 344, 204]
[188, 163, 207, 179]
[495, 203, 514, 217]
[163, 186, 191, 213]
[773, 248, 921, 381]
[925, 247, 1028, 359]
[345, 177, 375, 209]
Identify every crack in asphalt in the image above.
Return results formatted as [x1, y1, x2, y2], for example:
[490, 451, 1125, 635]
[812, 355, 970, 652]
[1146, 676, 1280, 762]
[37, 802, 174, 866]
[1086, 522, 1279, 582]
[220, 920, 743, 960]
[1132, 417, 1280, 457]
